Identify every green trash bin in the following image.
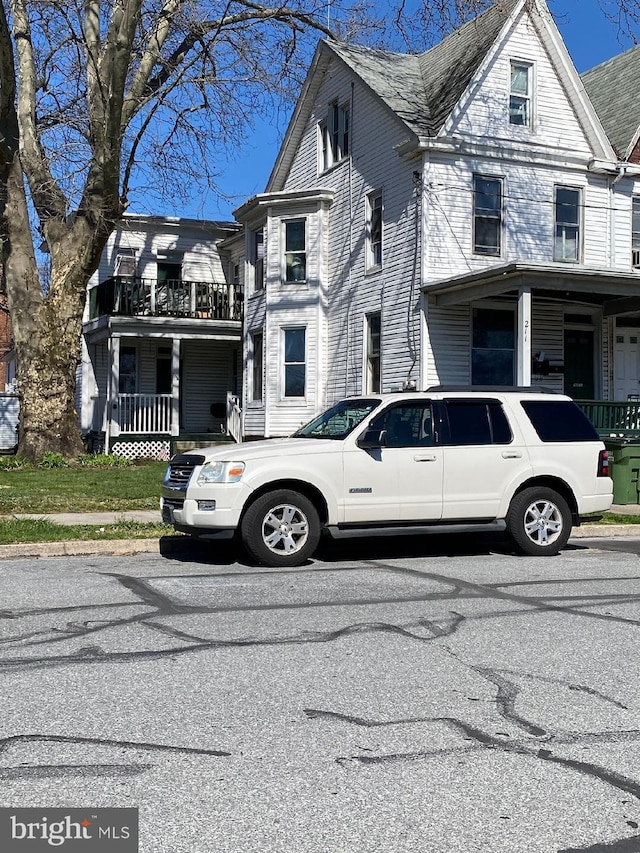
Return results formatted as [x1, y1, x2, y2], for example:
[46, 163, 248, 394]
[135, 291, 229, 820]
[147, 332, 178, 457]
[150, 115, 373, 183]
[605, 439, 640, 504]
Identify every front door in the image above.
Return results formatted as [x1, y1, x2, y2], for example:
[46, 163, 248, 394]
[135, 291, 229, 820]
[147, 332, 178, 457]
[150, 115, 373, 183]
[564, 329, 595, 399]
[614, 329, 640, 400]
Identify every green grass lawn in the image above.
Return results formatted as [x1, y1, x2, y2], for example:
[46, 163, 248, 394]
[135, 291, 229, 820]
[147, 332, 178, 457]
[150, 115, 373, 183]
[0, 460, 167, 513]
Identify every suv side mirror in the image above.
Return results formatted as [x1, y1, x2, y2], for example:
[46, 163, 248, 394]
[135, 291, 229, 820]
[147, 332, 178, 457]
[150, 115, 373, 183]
[357, 428, 387, 449]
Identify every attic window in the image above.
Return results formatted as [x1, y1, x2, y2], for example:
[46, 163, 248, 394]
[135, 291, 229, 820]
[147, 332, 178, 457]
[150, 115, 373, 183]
[509, 61, 532, 127]
[320, 101, 349, 171]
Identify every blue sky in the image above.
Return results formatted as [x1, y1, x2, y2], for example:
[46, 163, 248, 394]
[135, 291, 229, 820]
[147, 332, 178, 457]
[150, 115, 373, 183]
[173, 0, 637, 221]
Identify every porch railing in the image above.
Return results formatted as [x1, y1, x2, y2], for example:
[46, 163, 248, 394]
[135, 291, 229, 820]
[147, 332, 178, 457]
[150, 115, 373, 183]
[577, 400, 640, 436]
[226, 392, 243, 443]
[118, 393, 172, 433]
[90, 277, 244, 321]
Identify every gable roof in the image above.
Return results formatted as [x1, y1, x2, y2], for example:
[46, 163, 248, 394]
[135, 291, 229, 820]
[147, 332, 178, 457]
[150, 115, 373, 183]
[582, 44, 640, 160]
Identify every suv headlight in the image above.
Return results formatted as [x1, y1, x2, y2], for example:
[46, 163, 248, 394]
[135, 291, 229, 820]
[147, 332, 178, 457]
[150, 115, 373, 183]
[197, 461, 245, 485]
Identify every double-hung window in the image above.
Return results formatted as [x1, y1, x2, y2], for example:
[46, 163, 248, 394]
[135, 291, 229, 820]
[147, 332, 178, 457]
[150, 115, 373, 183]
[284, 220, 306, 283]
[283, 328, 306, 398]
[320, 102, 349, 171]
[367, 192, 383, 270]
[554, 186, 581, 262]
[633, 197, 640, 269]
[366, 312, 381, 393]
[509, 61, 532, 127]
[473, 176, 502, 256]
[251, 331, 263, 402]
[252, 228, 265, 291]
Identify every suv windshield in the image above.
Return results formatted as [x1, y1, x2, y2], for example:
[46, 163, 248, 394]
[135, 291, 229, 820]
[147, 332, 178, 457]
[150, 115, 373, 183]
[292, 398, 381, 439]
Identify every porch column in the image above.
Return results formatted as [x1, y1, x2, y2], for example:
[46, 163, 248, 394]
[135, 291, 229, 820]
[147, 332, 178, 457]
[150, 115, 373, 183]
[107, 336, 121, 452]
[517, 287, 532, 386]
[171, 338, 181, 436]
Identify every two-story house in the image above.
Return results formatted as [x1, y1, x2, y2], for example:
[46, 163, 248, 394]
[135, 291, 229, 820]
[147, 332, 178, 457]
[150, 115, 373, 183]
[235, 0, 640, 439]
[80, 214, 244, 458]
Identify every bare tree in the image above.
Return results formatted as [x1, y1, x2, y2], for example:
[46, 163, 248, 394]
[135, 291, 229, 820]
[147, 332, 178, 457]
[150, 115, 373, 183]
[0, 0, 635, 460]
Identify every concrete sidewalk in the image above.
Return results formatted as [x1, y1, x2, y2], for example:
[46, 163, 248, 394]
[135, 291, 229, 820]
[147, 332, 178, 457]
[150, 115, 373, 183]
[0, 505, 637, 561]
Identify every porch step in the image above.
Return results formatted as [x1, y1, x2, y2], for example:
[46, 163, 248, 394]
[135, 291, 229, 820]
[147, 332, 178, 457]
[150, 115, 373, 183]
[170, 434, 236, 455]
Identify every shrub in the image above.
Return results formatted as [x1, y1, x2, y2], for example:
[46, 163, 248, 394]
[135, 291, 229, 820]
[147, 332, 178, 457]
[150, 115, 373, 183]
[37, 452, 69, 469]
[76, 453, 133, 468]
[0, 455, 29, 470]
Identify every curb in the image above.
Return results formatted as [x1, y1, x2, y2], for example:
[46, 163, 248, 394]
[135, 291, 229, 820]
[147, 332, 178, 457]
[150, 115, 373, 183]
[0, 525, 639, 560]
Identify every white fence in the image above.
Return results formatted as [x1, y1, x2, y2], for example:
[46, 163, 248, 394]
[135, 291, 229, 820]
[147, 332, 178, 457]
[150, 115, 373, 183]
[118, 393, 172, 433]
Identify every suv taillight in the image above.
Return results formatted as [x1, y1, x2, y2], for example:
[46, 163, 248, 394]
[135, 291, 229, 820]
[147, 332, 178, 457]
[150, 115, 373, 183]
[597, 449, 610, 477]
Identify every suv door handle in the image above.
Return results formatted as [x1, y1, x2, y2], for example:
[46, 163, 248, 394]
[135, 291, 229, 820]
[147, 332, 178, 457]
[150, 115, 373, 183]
[414, 454, 437, 462]
[502, 451, 523, 459]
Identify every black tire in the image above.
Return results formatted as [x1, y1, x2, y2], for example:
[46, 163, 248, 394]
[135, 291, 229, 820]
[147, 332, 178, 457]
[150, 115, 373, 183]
[506, 487, 572, 556]
[240, 489, 321, 567]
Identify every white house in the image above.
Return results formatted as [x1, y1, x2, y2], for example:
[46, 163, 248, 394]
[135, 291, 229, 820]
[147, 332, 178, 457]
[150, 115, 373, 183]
[235, 0, 640, 439]
[80, 214, 244, 458]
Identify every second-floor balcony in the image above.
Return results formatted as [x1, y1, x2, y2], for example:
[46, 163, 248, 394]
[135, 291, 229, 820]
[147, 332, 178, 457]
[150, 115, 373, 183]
[90, 276, 244, 322]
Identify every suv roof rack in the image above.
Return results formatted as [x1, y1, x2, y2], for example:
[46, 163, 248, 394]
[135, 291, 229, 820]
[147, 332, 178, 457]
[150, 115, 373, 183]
[425, 385, 559, 394]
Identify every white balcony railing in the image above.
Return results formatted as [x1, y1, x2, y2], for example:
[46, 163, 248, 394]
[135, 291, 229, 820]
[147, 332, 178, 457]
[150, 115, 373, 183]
[118, 394, 172, 433]
[226, 392, 243, 443]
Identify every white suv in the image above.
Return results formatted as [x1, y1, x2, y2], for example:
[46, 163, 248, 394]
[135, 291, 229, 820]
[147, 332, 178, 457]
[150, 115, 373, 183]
[161, 389, 613, 567]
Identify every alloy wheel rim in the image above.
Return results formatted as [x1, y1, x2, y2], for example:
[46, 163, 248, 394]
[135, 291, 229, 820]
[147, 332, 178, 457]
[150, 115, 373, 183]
[262, 504, 310, 554]
[524, 500, 563, 546]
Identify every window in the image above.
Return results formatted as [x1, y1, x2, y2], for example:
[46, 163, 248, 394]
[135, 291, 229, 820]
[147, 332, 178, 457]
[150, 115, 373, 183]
[283, 328, 306, 398]
[119, 346, 137, 394]
[251, 331, 263, 402]
[473, 176, 502, 256]
[444, 400, 512, 445]
[320, 102, 349, 171]
[521, 401, 600, 442]
[156, 254, 182, 283]
[293, 398, 381, 439]
[633, 197, 640, 268]
[114, 250, 136, 278]
[367, 192, 383, 269]
[156, 346, 172, 395]
[252, 228, 264, 291]
[284, 220, 306, 282]
[471, 307, 515, 386]
[509, 61, 532, 127]
[366, 312, 381, 393]
[555, 186, 581, 261]
[370, 402, 434, 447]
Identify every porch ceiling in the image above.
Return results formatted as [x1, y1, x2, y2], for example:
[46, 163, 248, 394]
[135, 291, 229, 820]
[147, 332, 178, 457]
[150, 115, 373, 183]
[424, 263, 640, 309]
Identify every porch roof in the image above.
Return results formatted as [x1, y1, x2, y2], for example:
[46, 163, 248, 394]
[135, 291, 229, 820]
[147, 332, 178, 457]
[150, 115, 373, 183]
[424, 263, 640, 315]
[83, 314, 242, 344]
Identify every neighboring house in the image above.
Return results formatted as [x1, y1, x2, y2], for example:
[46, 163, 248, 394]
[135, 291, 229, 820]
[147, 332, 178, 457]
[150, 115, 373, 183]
[80, 214, 243, 458]
[234, 0, 640, 439]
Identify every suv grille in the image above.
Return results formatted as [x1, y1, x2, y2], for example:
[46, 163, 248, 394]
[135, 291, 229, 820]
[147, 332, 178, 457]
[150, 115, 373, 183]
[164, 454, 205, 490]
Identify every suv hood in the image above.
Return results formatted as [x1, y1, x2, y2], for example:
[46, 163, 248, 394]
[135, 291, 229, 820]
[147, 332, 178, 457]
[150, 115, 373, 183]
[182, 437, 344, 463]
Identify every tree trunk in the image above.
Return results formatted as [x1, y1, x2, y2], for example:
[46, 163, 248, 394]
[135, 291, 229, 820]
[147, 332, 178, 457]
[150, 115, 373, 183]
[15, 294, 86, 461]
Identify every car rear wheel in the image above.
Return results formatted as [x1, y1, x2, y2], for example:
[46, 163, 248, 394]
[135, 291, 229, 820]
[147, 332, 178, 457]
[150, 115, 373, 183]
[506, 487, 572, 556]
[240, 489, 321, 567]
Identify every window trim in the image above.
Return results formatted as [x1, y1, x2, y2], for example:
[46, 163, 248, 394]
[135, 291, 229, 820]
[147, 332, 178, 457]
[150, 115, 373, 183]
[366, 191, 383, 271]
[250, 330, 264, 403]
[365, 311, 381, 393]
[632, 196, 640, 269]
[281, 326, 307, 400]
[283, 218, 307, 284]
[554, 185, 582, 263]
[509, 59, 533, 128]
[472, 174, 503, 257]
[320, 101, 349, 172]
[251, 227, 265, 293]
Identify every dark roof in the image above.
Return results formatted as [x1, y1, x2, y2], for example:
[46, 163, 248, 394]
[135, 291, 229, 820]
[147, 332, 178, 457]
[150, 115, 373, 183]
[582, 44, 640, 158]
[327, 0, 520, 137]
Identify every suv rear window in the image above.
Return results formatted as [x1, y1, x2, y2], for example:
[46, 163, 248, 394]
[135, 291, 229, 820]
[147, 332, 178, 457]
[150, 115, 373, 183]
[520, 400, 600, 442]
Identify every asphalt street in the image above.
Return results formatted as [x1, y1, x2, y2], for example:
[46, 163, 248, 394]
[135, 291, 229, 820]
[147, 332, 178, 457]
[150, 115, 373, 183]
[1, 535, 640, 852]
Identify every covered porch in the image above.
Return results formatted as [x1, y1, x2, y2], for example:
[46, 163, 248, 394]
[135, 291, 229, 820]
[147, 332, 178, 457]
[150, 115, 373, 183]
[81, 317, 243, 458]
[424, 262, 640, 400]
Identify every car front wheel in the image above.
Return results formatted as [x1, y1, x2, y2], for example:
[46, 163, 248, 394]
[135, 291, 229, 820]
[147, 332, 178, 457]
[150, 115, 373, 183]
[240, 489, 321, 567]
[506, 487, 572, 556]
